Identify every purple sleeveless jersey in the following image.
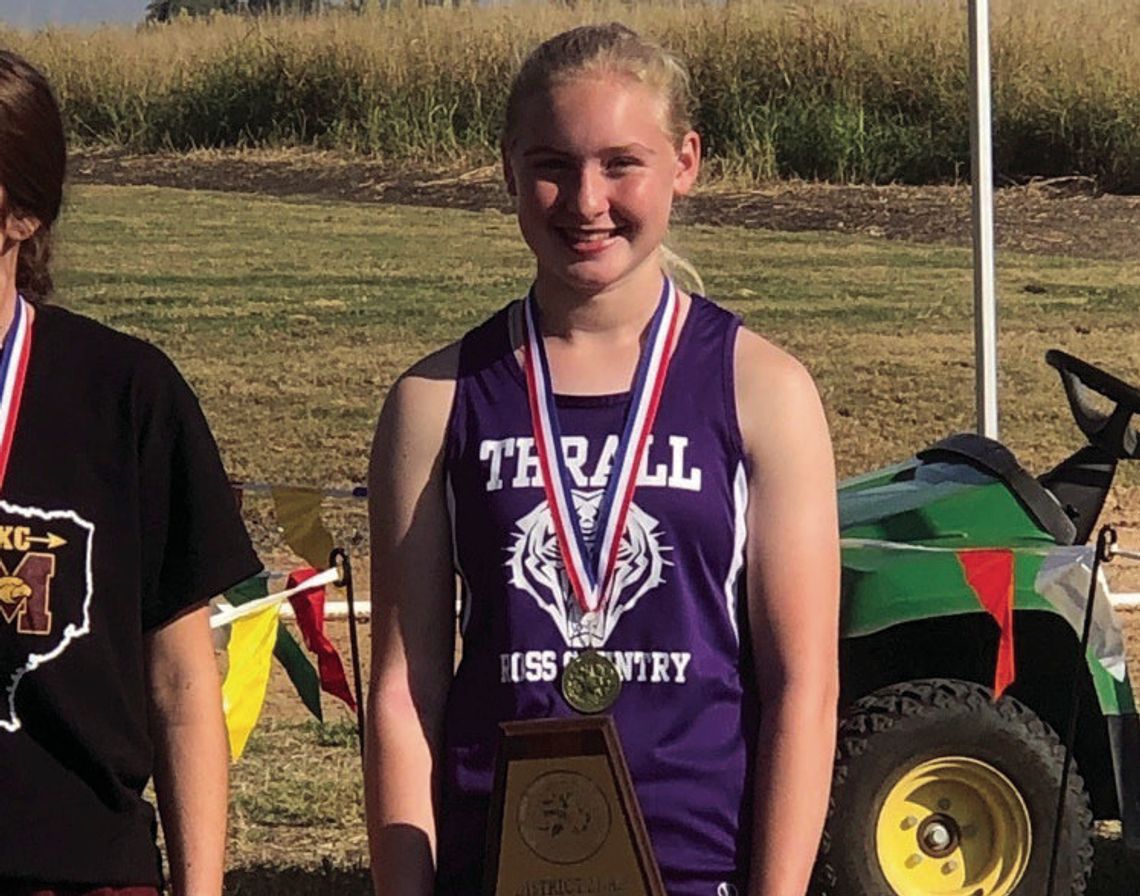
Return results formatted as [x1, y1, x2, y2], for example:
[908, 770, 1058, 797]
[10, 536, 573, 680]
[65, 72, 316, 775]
[440, 294, 757, 895]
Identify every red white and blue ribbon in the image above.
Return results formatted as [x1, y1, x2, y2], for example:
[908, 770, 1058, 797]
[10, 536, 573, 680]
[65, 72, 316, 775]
[522, 278, 680, 615]
[0, 296, 33, 491]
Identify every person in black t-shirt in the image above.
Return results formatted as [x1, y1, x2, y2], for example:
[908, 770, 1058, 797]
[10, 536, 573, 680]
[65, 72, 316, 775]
[0, 52, 261, 895]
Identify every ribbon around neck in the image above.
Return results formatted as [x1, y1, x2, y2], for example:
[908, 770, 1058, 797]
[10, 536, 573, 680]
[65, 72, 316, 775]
[521, 278, 680, 617]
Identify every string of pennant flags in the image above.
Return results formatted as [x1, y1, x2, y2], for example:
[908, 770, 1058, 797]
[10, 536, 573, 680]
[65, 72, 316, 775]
[216, 480, 1140, 760]
[211, 481, 369, 760]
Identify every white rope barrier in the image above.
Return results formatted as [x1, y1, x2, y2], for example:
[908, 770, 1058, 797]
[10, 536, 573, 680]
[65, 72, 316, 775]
[311, 598, 1140, 618]
[280, 600, 371, 621]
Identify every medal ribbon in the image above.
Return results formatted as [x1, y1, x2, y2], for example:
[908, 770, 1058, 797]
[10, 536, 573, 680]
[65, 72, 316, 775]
[522, 278, 680, 614]
[0, 296, 33, 492]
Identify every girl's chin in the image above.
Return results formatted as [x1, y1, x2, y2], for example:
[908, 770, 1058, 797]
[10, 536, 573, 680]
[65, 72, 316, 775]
[540, 261, 660, 298]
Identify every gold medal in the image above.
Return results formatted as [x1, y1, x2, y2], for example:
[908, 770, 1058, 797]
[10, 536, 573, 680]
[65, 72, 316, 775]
[561, 649, 622, 714]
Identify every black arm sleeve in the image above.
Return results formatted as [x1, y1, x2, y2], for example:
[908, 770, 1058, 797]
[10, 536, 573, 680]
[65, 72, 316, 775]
[137, 352, 262, 631]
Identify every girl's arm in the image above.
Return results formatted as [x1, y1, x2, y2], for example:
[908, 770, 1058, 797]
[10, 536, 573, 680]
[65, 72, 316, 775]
[365, 346, 460, 896]
[736, 329, 841, 896]
[146, 604, 229, 896]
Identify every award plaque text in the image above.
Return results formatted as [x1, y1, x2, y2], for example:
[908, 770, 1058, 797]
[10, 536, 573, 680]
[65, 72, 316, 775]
[483, 716, 665, 896]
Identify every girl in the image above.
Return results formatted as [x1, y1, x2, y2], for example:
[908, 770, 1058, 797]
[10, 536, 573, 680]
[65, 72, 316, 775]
[0, 51, 260, 895]
[366, 24, 839, 896]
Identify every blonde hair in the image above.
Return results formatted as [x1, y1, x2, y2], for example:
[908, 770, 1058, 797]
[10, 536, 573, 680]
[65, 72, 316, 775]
[503, 22, 696, 150]
[503, 23, 704, 295]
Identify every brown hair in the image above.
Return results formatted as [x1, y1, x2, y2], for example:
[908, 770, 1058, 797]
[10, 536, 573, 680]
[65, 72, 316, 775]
[502, 23, 696, 149]
[0, 51, 66, 303]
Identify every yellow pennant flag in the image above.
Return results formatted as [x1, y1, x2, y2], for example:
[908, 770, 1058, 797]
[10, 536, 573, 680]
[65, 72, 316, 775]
[211, 568, 340, 760]
[220, 600, 283, 760]
[271, 487, 334, 570]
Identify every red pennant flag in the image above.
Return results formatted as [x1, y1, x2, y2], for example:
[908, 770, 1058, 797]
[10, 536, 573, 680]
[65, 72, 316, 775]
[957, 549, 1016, 699]
[286, 567, 357, 712]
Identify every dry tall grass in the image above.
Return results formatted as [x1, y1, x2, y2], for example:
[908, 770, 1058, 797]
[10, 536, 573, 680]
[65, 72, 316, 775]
[3, 0, 1138, 189]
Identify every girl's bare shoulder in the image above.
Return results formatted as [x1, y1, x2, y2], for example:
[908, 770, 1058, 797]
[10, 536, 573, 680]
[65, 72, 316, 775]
[734, 327, 821, 409]
[732, 326, 830, 461]
[373, 341, 462, 463]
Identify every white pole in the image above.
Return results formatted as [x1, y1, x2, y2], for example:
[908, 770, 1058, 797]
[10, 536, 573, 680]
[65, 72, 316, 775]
[968, 0, 999, 439]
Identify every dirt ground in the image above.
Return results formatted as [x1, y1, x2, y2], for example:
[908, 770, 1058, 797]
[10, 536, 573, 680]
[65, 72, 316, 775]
[71, 149, 1140, 260]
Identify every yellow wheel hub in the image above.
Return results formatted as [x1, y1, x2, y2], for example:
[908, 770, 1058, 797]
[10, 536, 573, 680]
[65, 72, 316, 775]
[876, 756, 1031, 895]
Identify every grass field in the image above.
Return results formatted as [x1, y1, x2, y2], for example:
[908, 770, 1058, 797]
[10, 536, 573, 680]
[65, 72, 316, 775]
[56, 183, 1140, 490]
[54, 180, 1140, 893]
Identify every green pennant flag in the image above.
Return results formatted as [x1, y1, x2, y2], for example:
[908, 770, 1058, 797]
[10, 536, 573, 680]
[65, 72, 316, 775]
[226, 574, 270, 606]
[274, 624, 323, 722]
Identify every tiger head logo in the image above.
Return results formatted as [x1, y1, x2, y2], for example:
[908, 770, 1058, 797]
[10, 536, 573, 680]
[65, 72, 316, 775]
[506, 490, 669, 646]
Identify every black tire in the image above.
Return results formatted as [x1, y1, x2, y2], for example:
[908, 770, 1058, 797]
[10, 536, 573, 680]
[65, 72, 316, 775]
[811, 678, 1094, 896]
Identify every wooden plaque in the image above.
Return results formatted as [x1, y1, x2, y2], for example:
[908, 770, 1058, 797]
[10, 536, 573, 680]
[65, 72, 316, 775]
[483, 716, 666, 896]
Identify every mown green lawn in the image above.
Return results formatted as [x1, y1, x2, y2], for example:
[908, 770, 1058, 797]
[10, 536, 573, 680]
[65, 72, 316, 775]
[58, 184, 1140, 491]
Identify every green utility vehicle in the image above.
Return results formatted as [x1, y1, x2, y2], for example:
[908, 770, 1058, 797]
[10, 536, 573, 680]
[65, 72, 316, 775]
[813, 351, 1140, 896]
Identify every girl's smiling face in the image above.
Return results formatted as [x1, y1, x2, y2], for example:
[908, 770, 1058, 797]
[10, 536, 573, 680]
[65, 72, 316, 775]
[504, 73, 700, 300]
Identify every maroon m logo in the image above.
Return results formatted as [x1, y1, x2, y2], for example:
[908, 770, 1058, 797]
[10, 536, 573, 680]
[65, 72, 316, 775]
[0, 553, 56, 636]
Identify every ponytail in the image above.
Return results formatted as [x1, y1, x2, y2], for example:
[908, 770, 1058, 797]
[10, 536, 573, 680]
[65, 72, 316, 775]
[662, 244, 705, 297]
[15, 227, 53, 302]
